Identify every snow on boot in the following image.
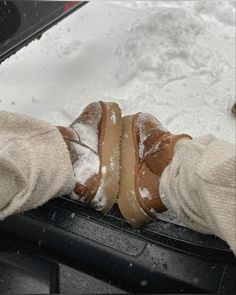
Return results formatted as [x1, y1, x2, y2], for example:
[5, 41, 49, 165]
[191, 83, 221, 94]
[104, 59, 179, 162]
[118, 113, 191, 227]
[58, 101, 122, 213]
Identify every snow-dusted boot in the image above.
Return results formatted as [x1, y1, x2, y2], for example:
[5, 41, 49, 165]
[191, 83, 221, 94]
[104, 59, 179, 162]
[58, 101, 122, 213]
[118, 113, 191, 227]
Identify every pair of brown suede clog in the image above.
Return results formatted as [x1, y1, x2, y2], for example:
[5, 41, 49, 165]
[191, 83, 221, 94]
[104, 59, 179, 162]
[58, 101, 191, 228]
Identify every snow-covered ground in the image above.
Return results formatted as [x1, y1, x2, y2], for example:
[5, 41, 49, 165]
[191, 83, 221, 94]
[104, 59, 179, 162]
[0, 0, 235, 143]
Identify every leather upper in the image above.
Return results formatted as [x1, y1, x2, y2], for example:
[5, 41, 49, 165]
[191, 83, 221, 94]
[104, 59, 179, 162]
[58, 102, 105, 204]
[134, 113, 191, 217]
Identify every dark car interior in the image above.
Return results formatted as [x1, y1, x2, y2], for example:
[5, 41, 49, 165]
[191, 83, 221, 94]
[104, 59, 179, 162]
[0, 1, 87, 63]
[0, 1, 236, 294]
[0, 1, 21, 44]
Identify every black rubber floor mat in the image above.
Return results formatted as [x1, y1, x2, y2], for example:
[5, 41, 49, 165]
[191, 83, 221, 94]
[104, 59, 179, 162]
[0, 196, 235, 293]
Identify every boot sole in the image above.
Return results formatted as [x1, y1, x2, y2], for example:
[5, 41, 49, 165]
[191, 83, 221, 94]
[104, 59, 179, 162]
[118, 115, 151, 227]
[91, 102, 122, 213]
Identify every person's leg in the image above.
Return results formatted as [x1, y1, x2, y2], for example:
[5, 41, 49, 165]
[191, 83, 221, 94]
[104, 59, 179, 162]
[160, 135, 236, 254]
[0, 101, 122, 219]
[118, 112, 236, 255]
[0, 111, 75, 220]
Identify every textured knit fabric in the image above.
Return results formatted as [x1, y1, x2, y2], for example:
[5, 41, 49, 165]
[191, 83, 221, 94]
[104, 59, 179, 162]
[160, 135, 236, 255]
[0, 111, 75, 220]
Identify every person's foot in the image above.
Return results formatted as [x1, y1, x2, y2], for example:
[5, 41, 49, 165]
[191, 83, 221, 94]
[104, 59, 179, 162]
[58, 101, 122, 213]
[118, 113, 191, 227]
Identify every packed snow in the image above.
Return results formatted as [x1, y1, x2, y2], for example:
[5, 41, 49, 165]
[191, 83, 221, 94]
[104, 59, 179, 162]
[139, 187, 151, 200]
[73, 122, 98, 152]
[0, 1, 235, 145]
[73, 143, 99, 185]
[91, 166, 108, 211]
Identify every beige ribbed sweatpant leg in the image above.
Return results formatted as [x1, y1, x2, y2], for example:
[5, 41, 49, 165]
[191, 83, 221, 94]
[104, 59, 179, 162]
[0, 111, 75, 220]
[160, 135, 236, 255]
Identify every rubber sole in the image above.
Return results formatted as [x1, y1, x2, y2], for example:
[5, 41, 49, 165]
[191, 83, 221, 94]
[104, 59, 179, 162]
[91, 102, 122, 214]
[118, 115, 151, 227]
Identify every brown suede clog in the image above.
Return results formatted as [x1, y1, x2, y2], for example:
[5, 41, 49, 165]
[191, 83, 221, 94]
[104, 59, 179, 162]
[58, 101, 122, 213]
[118, 113, 191, 227]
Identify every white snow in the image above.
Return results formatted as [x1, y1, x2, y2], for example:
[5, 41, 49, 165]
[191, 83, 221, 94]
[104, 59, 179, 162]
[140, 280, 148, 286]
[139, 187, 151, 199]
[110, 156, 115, 171]
[102, 166, 107, 175]
[91, 165, 108, 211]
[0, 1, 234, 145]
[137, 113, 167, 158]
[110, 110, 117, 125]
[73, 122, 98, 152]
[73, 143, 99, 185]
[149, 208, 159, 218]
